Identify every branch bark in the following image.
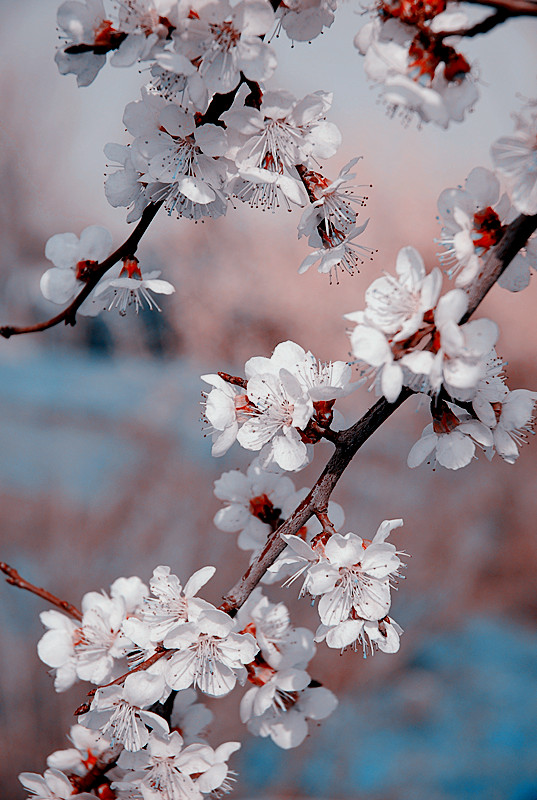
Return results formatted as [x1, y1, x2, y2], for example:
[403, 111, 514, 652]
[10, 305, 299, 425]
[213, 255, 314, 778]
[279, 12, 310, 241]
[0, 562, 82, 621]
[464, 0, 537, 14]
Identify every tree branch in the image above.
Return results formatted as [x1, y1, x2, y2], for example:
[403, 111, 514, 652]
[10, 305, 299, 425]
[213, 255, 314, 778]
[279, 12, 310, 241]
[0, 200, 163, 339]
[463, 0, 537, 14]
[220, 211, 537, 613]
[0, 562, 82, 621]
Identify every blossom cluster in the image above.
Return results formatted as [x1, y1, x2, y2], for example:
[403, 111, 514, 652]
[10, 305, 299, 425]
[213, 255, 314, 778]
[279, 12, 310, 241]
[277, 519, 405, 653]
[203, 340, 355, 471]
[53, 0, 374, 282]
[25, 560, 343, 797]
[14, 3, 537, 798]
[355, 1, 478, 127]
[345, 247, 537, 470]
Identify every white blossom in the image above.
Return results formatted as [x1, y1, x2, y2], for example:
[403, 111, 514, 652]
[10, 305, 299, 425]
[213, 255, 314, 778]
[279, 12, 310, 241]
[298, 158, 366, 248]
[407, 405, 494, 470]
[402, 289, 499, 401]
[47, 724, 110, 776]
[80, 672, 170, 752]
[345, 246, 441, 402]
[115, 730, 240, 799]
[276, 0, 337, 42]
[236, 589, 316, 669]
[306, 523, 403, 624]
[437, 167, 509, 286]
[165, 608, 258, 696]
[41, 225, 113, 313]
[244, 683, 338, 749]
[55, 0, 111, 87]
[223, 89, 340, 211]
[123, 564, 215, 645]
[170, 689, 214, 744]
[214, 459, 296, 551]
[491, 107, 537, 215]
[489, 389, 537, 464]
[93, 259, 175, 315]
[19, 768, 94, 800]
[174, 0, 277, 95]
[355, 16, 478, 128]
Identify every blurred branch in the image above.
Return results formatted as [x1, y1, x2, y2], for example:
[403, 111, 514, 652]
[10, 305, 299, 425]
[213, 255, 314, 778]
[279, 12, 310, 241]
[0, 201, 163, 339]
[436, 8, 509, 36]
[0, 562, 82, 620]
[464, 0, 537, 14]
[220, 211, 537, 613]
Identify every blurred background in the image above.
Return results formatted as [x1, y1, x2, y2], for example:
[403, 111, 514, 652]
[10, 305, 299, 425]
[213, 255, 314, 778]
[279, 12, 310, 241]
[1, 1, 537, 798]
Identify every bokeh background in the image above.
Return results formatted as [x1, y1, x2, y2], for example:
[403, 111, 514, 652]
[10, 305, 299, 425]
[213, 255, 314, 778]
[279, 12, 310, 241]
[1, 1, 537, 798]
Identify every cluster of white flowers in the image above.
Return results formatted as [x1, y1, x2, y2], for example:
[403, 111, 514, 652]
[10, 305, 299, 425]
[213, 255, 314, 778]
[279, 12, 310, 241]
[275, 519, 405, 654]
[15, 2, 537, 798]
[28, 567, 249, 798]
[355, 2, 478, 128]
[236, 590, 338, 748]
[52, 0, 375, 280]
[203, 340, 355, 471]
[345, 246, 537, 469]
[25, 560, 344, 797]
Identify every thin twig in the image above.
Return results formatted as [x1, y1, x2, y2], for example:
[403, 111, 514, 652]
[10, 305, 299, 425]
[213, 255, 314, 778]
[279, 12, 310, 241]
[221, 211, 537, 612]
[0, 562, 82, 620]
[0, 201, 163, 339]
[464, 0, 537, 13]
[85, 647, 170, 698]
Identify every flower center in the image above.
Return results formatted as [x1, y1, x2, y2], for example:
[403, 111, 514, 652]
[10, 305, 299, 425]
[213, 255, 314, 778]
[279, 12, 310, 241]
[432, 406, 460, 434]
[472, 207, 504, 253]
[249, 494, 282, 526]
[210, 20, 241, 50]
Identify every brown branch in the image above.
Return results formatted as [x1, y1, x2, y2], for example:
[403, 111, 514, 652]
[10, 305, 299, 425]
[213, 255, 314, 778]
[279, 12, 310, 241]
[85, 647, 170, 698]
[0, 562, 82, 620]
[463, 0, 537, 14]
[221, 211, 537, 613]
[0, 200, 163, 339]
